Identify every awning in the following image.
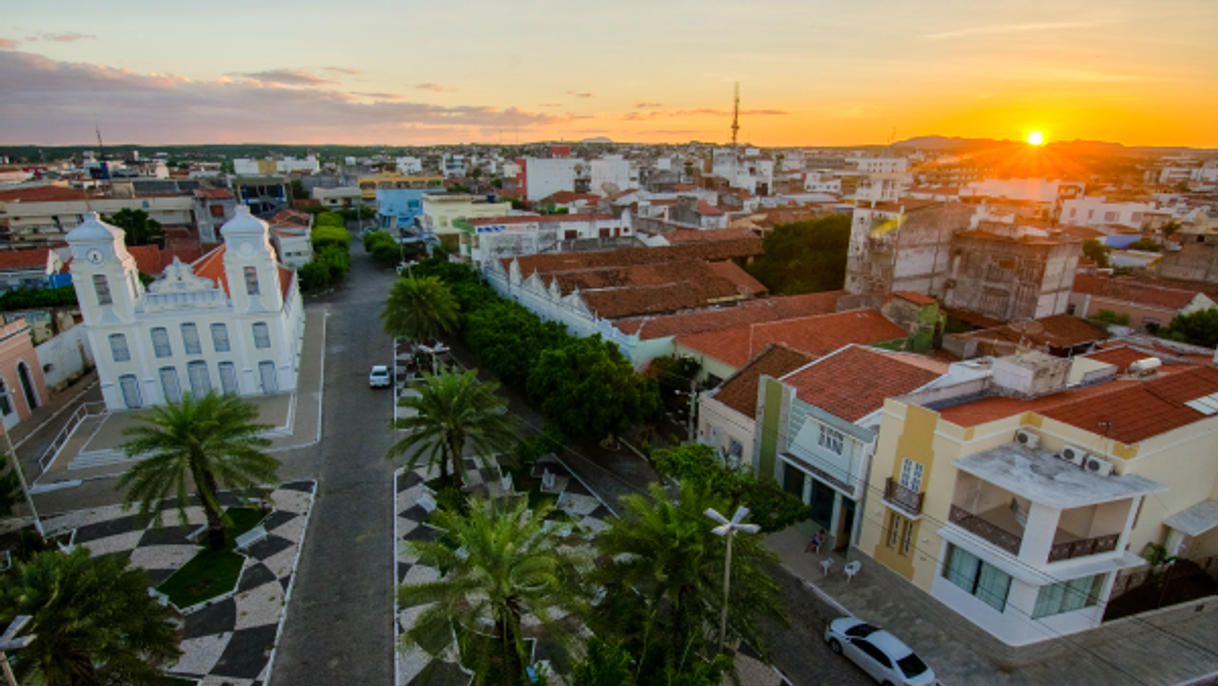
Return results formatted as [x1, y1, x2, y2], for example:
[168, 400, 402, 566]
[1164, 499, 1218, 538]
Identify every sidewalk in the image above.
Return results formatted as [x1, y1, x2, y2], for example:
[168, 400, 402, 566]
[767, 527, 1218, 686]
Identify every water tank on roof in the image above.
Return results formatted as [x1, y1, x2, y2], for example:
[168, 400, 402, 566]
[1129, 358, 1161, 376]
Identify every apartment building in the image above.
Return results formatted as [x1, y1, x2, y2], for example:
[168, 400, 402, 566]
[857, 350, 1218, 646]
[420, 194, 513, 237]
[454, 213, 628, 268]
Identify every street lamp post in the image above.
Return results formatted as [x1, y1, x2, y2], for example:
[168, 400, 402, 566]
[1, 615, 35, 686]
[2, 428, 42, 537]
[704, 505, 760, 655]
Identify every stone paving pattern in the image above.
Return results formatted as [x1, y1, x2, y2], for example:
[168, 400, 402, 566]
[40, 481, 316, 686]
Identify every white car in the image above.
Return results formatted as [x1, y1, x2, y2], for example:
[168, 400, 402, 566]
[369, 365, 391, 388]
[824, 617, 935, 686]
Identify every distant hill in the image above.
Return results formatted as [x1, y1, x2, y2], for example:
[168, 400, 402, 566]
[895, 135, 1215, 156]
[581, 137, 613, 144]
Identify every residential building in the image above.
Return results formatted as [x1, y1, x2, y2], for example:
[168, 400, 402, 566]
[420, 194, 512, 237]
[944, 314, 1110, 360]
[193, 188, 237, 244]
[0, 185, 195, 247]
[454, 213, 630, 269]
[66, 208, 304, 411]
[230, 176, 289, 214]
[1061, 197, 1156, 230]
[395, 157, 423, 175]
[441, 154, 466, 178]
[0, 248, 66, 291]
[358, 174, 442, 201]
[845, 201, 971, 297]
[311, 186, 362, 208]
[518, 158, 581, 203]
[375, 188, 446, 232]
[266, 210, 315, 268]
[1068, 275, 1217, 332]
[856, 350, 1218, 646]
[942, 223, 1082, 321]
[590, 155, 639, 196]
[0, 317, 51, 433]
[747, 345, 956, 552]
[1159, 234, 1218, 284]
[234, 156, 318, 176]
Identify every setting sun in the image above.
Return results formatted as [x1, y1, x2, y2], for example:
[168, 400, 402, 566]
[1026, 130, 1045, 146]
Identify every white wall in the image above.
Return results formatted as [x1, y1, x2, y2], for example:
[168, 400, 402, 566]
[35, 325, 94, 391]
[525, 159, 580, 202]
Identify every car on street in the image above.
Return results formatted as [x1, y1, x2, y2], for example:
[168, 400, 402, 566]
[369, 365, 391, 388]
[824, 617, 935, 686]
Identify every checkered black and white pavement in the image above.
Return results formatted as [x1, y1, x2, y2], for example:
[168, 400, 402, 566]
[40, 481, 316, 686]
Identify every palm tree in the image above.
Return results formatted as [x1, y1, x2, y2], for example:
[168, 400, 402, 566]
[388, 369, 516, 490]
[593, 482, 787, 665]
[0, 548, 181, 686]
[398, 497, 588, 686]
[382, 274, 460, 344]
[118, 391, 279, 551]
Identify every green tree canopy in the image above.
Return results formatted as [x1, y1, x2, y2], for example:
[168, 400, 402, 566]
[105, 208, 165, 247]
[527, 336, 662, 441]
[118, 391, 279, 550]
[381, 275, 460, 343]
[310, 224, 350, 252]
[0, 451, 22, 517]
[388, 369, 517, 490]
[1158, 308, 1218, 348]
[398, 498, 588, 686]
[0, 548, 182, 686]
[1082, 239, 1111, 268]
[746, 214, 851, 295]
[1127, 238, 1163, 252]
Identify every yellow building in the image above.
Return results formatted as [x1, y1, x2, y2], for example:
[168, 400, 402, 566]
[419, 194, 512, 237]
[358, 174, 443, 200]
[858, 347, 1218, 646]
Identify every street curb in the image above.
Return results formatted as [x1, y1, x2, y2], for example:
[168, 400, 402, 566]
[12, 379, 99, 451]
[263, 479, 318, 686]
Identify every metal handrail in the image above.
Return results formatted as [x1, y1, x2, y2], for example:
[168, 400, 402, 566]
[884, 477, 925, 515]
[949, 504, 1022, 556]
[1047, 533, 1120, 562]
[37, 402, 109, 471]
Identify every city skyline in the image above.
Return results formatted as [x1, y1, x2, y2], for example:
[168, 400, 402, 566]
[3, 0, 1216, 148]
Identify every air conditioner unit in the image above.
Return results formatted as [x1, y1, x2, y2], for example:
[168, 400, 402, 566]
[1060, 445, 1088, 467]
[1014, 428, 1041, 449]
[1084, 455, 1115, 477]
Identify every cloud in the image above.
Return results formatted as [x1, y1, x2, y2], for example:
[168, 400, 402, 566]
[0, 50, 567, 144]
[539, 103, 563, 107]
[568, 91, 594, 98]
[228, 68, 339, 87]
[416, 82, 456, 92]
[40, 32, 95, 42]
[622, 107, 787, 120]
[923, 21, 1103, 40]
[351, 91, 403, 100]
[0, 38, 17, 49]
[635, 102, 663, 108]
[323, 66, 364, 75]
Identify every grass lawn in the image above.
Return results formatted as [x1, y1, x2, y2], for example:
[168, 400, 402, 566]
[155, 507, 265, 609]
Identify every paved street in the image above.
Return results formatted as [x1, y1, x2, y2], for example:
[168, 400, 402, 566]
[269, 247, 398, 686]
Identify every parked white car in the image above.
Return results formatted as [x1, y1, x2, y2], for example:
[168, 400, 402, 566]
[369, 365, 391, 388]
[824, 617, 935, 686]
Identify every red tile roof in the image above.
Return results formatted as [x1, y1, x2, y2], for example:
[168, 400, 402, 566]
[710, 344, 816, 416]
[936, 366, 1218, 444]
[780, 346, 949, 422]
[0, 248, 52, 271]
[1073, 274, 1203, 311]
[193, 188, 234, 199]
[894, 290, 936, 306]
[0, 186, 89, 203]
[665, 228, 757, 243]
[267, 209, 313, 228]
[677, 309, 908, 368]
[696, 200, 725, 216]
[468, 213, 613, 226]
[708, 260, 768, 296]
[541, 191, 600, 205]
[507, 239, 762, 276]
[956, 314, 1109, 350]
[1081, 346, 1169, 374]
[613, 291, 846, 340]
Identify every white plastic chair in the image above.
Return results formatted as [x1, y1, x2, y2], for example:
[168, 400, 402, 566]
[820, 558, 834, 576]
[844, 560, 861, 583]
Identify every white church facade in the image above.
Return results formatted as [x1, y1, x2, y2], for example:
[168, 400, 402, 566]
[66, 207, 305, 411]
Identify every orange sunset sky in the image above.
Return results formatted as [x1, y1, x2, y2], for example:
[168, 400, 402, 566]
[2, 0, 1216, 147]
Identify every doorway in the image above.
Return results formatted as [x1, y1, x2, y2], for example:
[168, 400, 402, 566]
[17, 361, 38, 410]
[836, 497, 857, 552]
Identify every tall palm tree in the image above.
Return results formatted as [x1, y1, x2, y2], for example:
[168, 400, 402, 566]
[0, 548, 181, 686]
[593, 482, 788, 665]
[118, 391, 279, 551]
[388, 369, 516, 490]
[381, 274, 460, 344]
[398, 498, 588, 686]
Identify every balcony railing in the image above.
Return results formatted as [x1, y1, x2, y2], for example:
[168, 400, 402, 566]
[1047, 533, 1120, 562]
[884, 477, 925, 516]
[949, 505, 1022, 556]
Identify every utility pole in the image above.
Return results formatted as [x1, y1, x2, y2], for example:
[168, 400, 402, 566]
[687, 378, 698, 444]
[730, 82, 741, 150]
[704, 507, 760, 655]
[2, 428, 42, 537]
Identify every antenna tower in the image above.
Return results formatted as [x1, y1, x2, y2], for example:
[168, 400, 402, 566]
[731, 82, 741, 148]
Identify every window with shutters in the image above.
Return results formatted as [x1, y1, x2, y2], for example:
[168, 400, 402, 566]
[818, 425, 844, 455]
[252, 322, 271, 349]
[93, 274, 112, 305]
[899, 458, 925, 492]
[151, 327, 172, 358]
[109, 333, 130, 362]
[211, 323, 230, 352]
[187, 360, 212, 397]
[181, 323, 202, 355]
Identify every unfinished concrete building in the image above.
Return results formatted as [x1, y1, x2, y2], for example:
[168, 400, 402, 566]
[845, 201, 972, 297]
[942, 223, 1081, 321]
[1159, 235, 1218, 283]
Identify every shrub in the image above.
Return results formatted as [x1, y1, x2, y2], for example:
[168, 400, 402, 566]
[311, 224, 350, 252]
[0, 284, 77, 312]
[1091, 309, 1131, 326]
[297, 260, 332, 292]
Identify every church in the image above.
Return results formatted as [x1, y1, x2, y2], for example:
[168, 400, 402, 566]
[66, 207, 305, 411]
